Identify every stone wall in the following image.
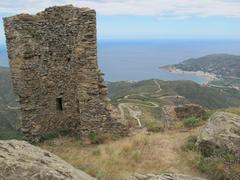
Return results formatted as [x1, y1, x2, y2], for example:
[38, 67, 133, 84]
[174, 104, 206, 120]
[4, 5, 127, 142]
[162, 104, 206, 123]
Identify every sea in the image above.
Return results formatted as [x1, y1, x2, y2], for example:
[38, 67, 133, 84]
[1, 39, 240, 84]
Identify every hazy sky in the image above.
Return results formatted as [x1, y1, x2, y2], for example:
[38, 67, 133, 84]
[1, 0, 240, 43]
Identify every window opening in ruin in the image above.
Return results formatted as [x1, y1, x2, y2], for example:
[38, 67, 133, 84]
[76, 99, 80, 113]
[56, 97, 63, 111]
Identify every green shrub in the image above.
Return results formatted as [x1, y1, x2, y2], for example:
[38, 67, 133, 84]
[182, 135, 198, 151]
[183, 117, 201, 128]
[198, 155, 240, 180]
[197, 141, 220, 157]
[88, 131, 104, 144]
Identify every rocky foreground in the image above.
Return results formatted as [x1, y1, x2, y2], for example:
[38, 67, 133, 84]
[127, 173, 206, 180]
[0, 140, 95, 180]
[197, 111, 240, 155]
[0, 111, 239, 179]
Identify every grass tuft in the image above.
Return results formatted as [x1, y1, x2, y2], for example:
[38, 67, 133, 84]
[145, 120, 165, 133]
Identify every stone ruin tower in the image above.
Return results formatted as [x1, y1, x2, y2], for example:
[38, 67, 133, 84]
[4, 5, 127, 142]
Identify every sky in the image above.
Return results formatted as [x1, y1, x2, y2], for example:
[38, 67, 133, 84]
[1, 0, 240, 43]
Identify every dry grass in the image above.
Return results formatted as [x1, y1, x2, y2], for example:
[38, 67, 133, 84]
[40, 128, 205, 180]
[223, 107, 240, 116]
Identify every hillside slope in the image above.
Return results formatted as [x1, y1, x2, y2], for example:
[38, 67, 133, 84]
[107, 79, 240, 109]
[0, 66, 21, 139]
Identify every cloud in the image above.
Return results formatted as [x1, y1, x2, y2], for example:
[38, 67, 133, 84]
[0, 0, 240, 18]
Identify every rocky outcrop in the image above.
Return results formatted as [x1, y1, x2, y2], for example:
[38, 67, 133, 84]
[197, 112, 240, 155]
[126, 173, 206, 180]
[0, 140, 96, 180]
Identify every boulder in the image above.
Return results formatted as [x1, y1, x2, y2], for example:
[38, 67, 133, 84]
[0, 140, 96, 180]
[126, 173, 206, 180]
[197, 112, 240, 155]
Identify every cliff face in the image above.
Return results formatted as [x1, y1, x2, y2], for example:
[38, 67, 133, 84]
[4, 5, 127, 142]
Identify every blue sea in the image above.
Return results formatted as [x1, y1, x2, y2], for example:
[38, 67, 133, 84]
[1, 39, 240, 83]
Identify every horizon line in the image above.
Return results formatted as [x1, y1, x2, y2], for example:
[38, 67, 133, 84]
[1, 37, 240, 45]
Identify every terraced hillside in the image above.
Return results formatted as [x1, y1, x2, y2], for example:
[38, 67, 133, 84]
[108, 79, 240, 109]
[107, 79, 240, 129]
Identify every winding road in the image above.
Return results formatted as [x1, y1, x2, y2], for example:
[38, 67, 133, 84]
[118, 80, 162, 128]
[159, 95, 185, 100]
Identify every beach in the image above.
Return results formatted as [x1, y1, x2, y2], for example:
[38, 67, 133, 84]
[160, 66, 218, 85]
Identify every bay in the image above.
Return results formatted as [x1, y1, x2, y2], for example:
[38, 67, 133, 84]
[1, 39, 240, 84]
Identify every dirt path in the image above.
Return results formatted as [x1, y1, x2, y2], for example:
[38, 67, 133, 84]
[117, 80, 187, 128]
[118, 103, 128, 125]
[153, 80, 186, 100]
[159, 95, 185, 100]
[118, 103, 142, 127]
[118, 80, 162, 127]
[153, 79, 162, 93]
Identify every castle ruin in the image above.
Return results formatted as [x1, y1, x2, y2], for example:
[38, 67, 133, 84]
[4, 5, 127, 142]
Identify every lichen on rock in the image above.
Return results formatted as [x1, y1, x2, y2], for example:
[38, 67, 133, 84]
[197, 112, 240, 156]
[0, 140, 96, 180]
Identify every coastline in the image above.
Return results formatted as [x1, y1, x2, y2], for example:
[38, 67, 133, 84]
[160, 66, 218, 85]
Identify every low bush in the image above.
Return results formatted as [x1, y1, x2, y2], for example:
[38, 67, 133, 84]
[182, 135, 198, 151]
[198, 153, 240, 180]
[88, 131, 105, 144]
[183, 117, 201, 128]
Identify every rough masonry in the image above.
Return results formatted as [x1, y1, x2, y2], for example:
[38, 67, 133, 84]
[4, 5, 127, 142]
